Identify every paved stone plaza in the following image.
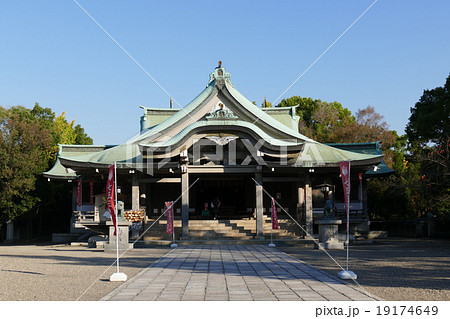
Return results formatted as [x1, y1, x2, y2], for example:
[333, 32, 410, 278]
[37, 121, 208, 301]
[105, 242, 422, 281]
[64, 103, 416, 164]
[101, 245, 378, 301]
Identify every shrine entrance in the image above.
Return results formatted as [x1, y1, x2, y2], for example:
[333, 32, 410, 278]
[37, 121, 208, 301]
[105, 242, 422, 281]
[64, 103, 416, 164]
[192, 175, 253, 220]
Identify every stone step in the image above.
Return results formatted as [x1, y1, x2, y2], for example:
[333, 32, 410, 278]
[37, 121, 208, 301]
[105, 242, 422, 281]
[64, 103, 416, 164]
[142, 218, 303, 240]
[135, 238, 315, 247]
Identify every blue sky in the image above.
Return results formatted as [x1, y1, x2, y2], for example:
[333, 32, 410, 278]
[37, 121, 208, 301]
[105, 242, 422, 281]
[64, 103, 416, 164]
[1, 0, 449, 145]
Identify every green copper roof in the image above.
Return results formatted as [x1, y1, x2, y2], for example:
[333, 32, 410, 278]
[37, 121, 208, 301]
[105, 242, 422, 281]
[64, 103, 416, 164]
[46, 65, 384, 177]
[261, 106, 300, 131]
[43, 157, 77, 180]
[140, 106, 180, 131]
[139, 120, 304, 149]
[326, 142, 395, 176]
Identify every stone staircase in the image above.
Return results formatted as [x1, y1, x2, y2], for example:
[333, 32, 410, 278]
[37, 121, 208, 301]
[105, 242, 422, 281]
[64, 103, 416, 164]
[142, 216, 303, 240]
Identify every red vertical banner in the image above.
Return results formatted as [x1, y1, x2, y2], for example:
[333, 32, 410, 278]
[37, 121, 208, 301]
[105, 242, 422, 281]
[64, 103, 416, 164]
[77, 177, 82, 208]
[339, 161, 351, 221]
[166, 202, 174, 234]
[358, 173, 363, 202]
[271, 197, 279, 230]
[106, 165, 117, 236]
[89, 180, 94, 205]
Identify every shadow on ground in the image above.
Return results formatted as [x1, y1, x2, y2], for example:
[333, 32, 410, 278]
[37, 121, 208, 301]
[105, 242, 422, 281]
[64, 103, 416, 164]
[278, 238, 450, 291]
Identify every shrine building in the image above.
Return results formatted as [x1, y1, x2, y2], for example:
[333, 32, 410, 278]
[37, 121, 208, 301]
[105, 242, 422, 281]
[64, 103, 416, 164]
[44, 63, 391, 241]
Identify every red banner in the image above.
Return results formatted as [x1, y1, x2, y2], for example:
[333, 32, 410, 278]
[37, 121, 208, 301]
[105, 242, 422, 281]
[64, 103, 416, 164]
[106, 165, 117, 236]
[339, 161, 351, 221]
[271, 197, 279, 230]
[166, 202, 174, 234]
[89, 180, 94, 205]
[77, 177, 82, 208]
[358, 173, 363, 201]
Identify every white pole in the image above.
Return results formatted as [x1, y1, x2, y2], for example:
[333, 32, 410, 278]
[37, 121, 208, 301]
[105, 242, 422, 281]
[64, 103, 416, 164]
[109, 162, 127, 282]
[115, 161, 119, 274]
[346, 161, 350, 271]
[338, 161, 356, 280]
[346, 196, 349, 271]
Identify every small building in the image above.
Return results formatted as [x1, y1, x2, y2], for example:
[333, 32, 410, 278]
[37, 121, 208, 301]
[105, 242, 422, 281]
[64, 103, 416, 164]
[44, 64, 386, 240]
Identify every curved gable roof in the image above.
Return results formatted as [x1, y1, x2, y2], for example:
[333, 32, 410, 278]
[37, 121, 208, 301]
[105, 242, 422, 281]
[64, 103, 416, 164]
[46, 64, 383, 173]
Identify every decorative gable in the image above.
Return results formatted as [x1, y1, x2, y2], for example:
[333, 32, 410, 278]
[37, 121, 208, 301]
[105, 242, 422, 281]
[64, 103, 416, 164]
[206, 102, 238, 120]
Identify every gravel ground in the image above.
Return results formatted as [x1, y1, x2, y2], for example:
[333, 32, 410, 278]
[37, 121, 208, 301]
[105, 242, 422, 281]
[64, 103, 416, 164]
[278, 237, 450, 301]
[0, 243, 170, 301]
[1, 238, 448, 301]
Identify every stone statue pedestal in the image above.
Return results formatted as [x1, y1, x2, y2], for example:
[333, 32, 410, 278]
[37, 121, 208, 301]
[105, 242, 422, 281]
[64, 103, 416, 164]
[315, 219, 344, 250]
[104, 220, 133, 252]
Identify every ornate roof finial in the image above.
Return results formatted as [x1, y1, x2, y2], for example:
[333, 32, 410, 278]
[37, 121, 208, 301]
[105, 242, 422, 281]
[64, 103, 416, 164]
[218, 60, 222, 68]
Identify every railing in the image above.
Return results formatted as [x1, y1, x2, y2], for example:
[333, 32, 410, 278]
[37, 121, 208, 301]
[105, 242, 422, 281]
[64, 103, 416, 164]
[74, 211, 100, 223]
[334, 209, 365, 220]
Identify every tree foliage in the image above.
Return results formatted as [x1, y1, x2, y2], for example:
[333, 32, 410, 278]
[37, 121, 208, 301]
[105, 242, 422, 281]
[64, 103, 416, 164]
[406, 75, 450, 147]
[0, 107, 51, 223]
[276, 96, 357, 143]
[367, 74, 450, 222]
[0, 104, 93, 226]
[276, 96, 395, 149]
[276, 95, 405, 221]
[405, 75, 450, 218]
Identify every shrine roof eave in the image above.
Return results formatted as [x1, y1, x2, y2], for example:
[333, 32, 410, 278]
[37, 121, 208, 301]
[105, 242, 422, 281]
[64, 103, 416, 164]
[43, 158, 77, 180]
[43, 144, 117, 180]
[44, 143, 141, 179]
[326, 142, 395, 177]
[289, 156, 384, 168]
[58, 156, 115, 169]
[138, 120, 305, 154]
[289, 141, 384, 167]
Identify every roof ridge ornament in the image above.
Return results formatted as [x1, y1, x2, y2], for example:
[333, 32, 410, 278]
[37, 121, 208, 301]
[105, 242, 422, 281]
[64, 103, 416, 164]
[206, 102, 238, 120]
[208, 61, 233, 88]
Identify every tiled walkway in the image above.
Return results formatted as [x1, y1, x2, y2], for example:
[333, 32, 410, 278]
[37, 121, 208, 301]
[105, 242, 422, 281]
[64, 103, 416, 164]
[101, 245, 378, 301]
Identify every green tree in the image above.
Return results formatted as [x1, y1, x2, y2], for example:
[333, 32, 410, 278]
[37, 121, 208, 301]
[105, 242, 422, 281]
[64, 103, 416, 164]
[405, 75, 450, 218]
[334, 105, 396, 157]
[0, 108, 51, 224]
[406, 75, 450, 147]
[278, 96, 409, 221]
[276, 96, 318, 126]
[261, 97, 272, 108]
[276, 96, 357, 143]
[276, 96, 395, 149]
[74, 124, 93, 145]
[0, 104, 93, 233]
[306, 101, 355, 143]
[369, 75, 450, 223]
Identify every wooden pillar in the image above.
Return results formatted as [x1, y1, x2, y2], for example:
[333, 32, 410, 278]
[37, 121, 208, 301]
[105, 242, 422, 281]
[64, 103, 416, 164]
[72, 185, 77, 212]
[362, 177, 370, 231]
[362, 178, 368, 215]
[255, 170, 264, 239]
[181, 170, 189, 239]
[6, 221, 14, 243]
[70, 184, 78, 233]
[305, 172, 313, 238]
[131, 174, 140, 211]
